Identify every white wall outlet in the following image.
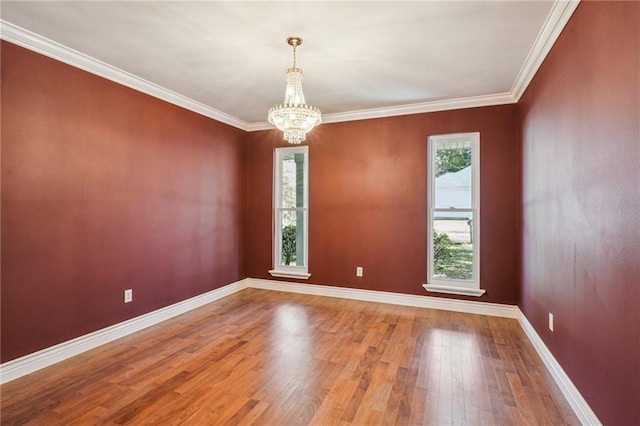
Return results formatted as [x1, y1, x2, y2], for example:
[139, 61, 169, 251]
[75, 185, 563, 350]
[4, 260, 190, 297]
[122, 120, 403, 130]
[124, 289, 133, 303]
[356, 267, 363, 277]
[549, 313, 554, 332]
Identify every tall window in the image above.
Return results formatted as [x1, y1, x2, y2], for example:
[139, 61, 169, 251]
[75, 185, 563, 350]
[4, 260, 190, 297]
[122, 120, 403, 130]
[425, 133, 484, 296]
[269, 146, 310, 279]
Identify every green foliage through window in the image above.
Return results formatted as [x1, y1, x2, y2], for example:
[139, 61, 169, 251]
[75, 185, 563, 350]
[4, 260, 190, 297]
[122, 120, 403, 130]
[281, 224, 297, 265]
[436, 148, 471, 177]
[433, 231, 453, 268]
[433, 231, 473, 280]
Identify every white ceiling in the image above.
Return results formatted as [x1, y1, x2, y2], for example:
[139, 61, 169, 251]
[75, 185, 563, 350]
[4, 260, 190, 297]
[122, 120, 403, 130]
[0, 1, 578, 130]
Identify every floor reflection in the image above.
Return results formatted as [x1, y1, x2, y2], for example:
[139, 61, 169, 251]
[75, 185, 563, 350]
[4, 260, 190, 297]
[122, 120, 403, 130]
[269, 303, 313, 391]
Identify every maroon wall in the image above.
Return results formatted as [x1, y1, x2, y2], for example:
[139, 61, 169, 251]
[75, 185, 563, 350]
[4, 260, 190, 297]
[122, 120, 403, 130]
[1, 42, 246, 362]
[245, 105, 520, 304]
[518, 2, 640, 424]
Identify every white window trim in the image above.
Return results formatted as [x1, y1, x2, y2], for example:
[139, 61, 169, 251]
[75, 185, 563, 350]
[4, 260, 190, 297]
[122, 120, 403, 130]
[269, 146, 310, 280]
[424, 132, 485, 297]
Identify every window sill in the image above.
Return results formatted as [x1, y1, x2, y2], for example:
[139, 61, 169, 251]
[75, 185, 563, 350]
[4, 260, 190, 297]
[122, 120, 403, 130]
[423, 283, 486, 297]
[268, 270, 311, 280]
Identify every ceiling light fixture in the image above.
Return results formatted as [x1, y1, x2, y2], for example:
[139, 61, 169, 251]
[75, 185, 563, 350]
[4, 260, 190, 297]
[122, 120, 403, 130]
[268, 37, 322, 144]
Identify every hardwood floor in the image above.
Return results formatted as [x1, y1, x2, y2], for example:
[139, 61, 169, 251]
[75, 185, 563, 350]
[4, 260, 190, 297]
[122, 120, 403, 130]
[1, 289, 578, 425]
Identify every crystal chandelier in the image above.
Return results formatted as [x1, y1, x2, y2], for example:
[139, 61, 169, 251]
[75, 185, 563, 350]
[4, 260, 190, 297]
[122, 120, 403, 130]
[268, 37, 322, 144]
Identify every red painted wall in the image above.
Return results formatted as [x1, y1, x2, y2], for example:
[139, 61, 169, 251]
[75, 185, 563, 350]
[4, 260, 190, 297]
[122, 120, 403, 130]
[245, 105, 520, 304]
[1, 42, 246, 362]
[518, 2, 640, 424]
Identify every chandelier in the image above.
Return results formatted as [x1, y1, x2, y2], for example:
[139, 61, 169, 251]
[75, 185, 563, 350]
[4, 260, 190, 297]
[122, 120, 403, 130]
[267, 37, 322, 144]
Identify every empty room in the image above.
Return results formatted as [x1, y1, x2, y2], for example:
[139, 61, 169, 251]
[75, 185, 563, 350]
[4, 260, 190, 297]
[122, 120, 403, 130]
[1, 1, 638, 425]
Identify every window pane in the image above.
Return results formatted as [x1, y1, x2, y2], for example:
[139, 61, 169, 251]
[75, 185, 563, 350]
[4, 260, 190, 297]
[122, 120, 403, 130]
[279, 210, 306, 267]
[281, 153, 305, 209]
[434, 142, 472, 209]
[433, 211, 473, 280]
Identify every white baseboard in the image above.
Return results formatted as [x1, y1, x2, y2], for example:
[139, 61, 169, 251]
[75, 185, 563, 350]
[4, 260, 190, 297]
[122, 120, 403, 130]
[517, 310, 601, 426]
[248, 278, 519, 318]
[0, 278, 249, 384]
[0, 278, 515, 384]
[0, 276, 599, 426]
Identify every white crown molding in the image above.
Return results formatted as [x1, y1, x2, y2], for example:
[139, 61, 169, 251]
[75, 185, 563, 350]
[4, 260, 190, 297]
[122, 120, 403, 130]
[250, 0, 579, 133]
[517, 309, 601, 426]
[1, 1, 577, 131]
[0, 20, 250, 131]
[511, 0, 581, 100]
[244, 0, 579, 131]
[0, 279, 249, 384]
[322, 93, 517, 124]
[245, 121, 275, 132]
[246, 92, 516, 132]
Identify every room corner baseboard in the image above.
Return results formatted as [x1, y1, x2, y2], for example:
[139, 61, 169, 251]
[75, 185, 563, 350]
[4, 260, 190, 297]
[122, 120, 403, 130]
[0, 278, 250, 384]
[517, 309, 601, 426]
[249, 279, 599, 425]
[1, 276, 600, 426]
[0, 277, 519, 384]
[246, 278, 519, 318]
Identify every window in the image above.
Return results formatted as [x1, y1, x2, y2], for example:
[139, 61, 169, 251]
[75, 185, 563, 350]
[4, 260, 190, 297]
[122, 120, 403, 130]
[269, 146, 310, 279]
[424, 133, 484, 296]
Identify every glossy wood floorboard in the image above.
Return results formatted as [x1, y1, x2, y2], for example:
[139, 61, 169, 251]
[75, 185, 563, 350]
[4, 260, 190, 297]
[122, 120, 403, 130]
[1, 289, 578, 425]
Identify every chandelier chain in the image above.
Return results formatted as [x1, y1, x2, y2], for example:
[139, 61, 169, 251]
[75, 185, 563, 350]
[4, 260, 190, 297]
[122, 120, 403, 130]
[292, 44, 297, 68]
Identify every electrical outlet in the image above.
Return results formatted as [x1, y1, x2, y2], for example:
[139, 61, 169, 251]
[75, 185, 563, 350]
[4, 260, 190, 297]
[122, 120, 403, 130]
[124, 289, 133, 303]
[549, 313, 554, 332]
[356, 267, 363, 277]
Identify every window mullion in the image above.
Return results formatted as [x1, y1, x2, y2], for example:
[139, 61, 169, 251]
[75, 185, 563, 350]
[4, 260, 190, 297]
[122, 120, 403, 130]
[277, 207, 307, 212]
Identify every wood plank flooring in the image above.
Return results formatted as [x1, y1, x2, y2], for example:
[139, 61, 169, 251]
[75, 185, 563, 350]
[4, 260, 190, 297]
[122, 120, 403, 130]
[1, 289, 578, 425]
